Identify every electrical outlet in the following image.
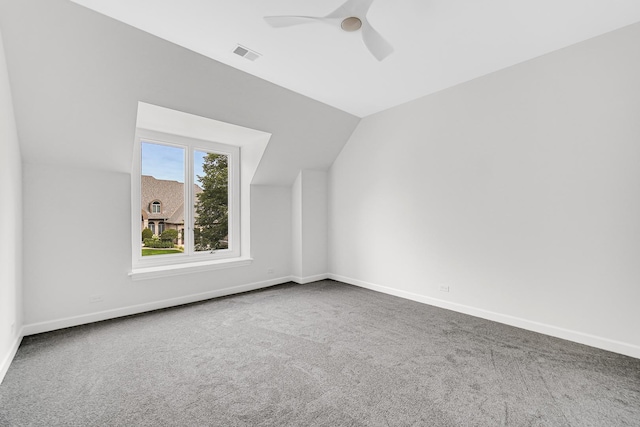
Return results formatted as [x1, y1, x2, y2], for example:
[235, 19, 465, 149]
[267, 268, 275, 275]
[439, 284, 450, 293]
[89, 295, 103, 304]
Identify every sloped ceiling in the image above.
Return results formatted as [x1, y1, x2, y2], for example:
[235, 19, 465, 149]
[69, 0, 640, 117]
[0, 0, 360, 185]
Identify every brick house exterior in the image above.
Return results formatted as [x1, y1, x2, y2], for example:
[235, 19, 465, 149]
[141, 175, 202, 245]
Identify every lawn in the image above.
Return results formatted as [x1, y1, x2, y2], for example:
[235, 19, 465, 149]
[142, 248, 183, 256]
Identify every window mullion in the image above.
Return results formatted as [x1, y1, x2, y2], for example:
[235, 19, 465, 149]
[185, 145, 194, 256]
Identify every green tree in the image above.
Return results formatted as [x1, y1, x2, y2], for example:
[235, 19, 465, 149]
[142, 227, 153, 241]
[160, 229, 179, 242]
[194, 153, 228, 251]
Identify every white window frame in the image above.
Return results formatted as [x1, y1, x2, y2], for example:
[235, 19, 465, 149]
[131, 128, 241, 271]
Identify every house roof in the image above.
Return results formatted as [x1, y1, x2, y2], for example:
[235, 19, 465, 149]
[141, 175, 202, 225]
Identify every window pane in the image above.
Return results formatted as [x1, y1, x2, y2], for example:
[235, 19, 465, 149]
[141, 142, 185, 257]
[193, 150, 229, 252]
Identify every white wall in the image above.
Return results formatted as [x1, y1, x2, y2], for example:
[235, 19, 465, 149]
[0, 0, 359, 187]
[0, 27, 22, 382]
[300, 171, 328, 280]
[22, 163, 291, 330]
[329, 23, 640, 358]
[291, 172, 303, 279]
[291, 170, 329, 283]
[0, 0, 357, 333]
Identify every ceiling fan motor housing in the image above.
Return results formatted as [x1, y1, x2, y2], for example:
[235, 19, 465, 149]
[341, 17, 362, 32]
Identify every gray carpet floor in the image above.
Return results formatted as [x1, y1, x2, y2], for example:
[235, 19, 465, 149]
[1, 280, 639, 426]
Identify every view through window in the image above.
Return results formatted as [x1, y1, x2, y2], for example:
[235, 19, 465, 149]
[140, 141, 229, 258]
[193, 150, 230, 252]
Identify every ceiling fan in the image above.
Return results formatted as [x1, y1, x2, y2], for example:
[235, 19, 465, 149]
[264, 0, 394, 61]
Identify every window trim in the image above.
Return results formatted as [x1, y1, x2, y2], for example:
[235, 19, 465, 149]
[131, 128, 241, 272]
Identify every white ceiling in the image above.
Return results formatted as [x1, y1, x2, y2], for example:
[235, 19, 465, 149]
[70, 0, 640, 117]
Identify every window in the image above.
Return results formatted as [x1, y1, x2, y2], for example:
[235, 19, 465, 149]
[129, 101, 271, 279]
[132, 129, 240, 269]
[193, 150, 229, 252]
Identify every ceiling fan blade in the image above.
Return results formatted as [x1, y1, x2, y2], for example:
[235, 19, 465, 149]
[326, 0, 375, 19]
[264, 15, 322, 28]
[361, 20, 394, 61]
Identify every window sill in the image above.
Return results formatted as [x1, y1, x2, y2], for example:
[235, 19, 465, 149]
[129, 257, 253, 281]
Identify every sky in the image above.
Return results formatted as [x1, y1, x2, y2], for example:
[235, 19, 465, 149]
[141, 142, 206, 185]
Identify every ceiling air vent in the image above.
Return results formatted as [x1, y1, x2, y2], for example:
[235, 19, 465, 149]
[233, 45, 261, 61]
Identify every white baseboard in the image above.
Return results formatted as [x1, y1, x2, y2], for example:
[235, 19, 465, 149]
[22, 276, 293, 336]
[0, 327, 23, 385]
[329, 273, 640, 360]
[14, 272, 639, 374]
[291, 273, 330, 285]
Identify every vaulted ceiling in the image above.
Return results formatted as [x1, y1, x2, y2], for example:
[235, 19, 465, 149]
[70, 0, 640, 117]
[3, 0, 640, 185]
[0, 0, 360, 185]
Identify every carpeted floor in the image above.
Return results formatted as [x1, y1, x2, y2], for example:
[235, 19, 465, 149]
[1, 280, 639, 426]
